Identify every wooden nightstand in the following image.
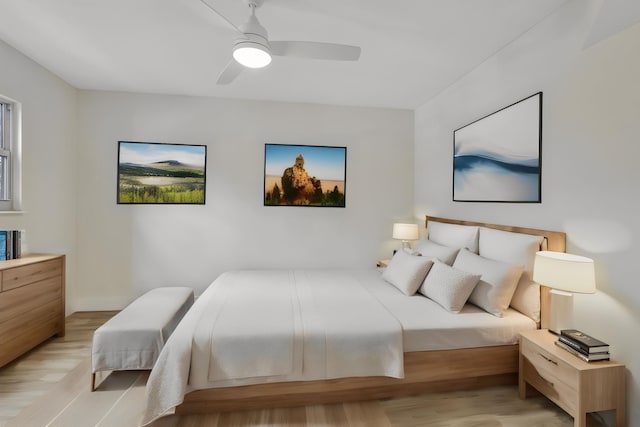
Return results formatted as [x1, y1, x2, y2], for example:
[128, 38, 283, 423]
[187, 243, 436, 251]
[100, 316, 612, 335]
[519, 329, 626, 427]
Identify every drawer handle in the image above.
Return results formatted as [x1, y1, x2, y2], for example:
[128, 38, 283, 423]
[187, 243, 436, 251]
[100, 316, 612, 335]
[539, 374, 555, 388]
[538, 352, 558, 366]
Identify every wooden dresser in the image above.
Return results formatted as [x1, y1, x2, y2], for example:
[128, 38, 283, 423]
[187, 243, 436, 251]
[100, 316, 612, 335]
[0, 254, 65, 368]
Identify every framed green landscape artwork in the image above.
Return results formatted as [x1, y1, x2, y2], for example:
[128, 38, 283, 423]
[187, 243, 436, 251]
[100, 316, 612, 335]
[117, 141, 206, 204]
[264, 143, 347, 207]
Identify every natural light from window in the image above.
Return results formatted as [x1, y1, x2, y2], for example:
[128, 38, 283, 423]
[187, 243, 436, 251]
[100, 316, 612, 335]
[0, 96, 22, 212]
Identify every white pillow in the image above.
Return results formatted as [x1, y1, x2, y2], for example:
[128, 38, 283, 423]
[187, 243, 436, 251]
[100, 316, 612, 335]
[413, 238, 460, 265]
[427, 222, 479, 253]
[479, 227, 544, 322]
[509, 280, 541, 322]
[452, 248, 524, 317]
[382, 250, 434, 296]
[418, 260, 480, 313]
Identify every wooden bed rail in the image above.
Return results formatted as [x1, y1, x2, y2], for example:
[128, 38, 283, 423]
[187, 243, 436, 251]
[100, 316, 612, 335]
[177, 345, 519, 414]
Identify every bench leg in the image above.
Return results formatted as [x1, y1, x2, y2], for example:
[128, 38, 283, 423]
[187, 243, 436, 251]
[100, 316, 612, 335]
[91, 372, 96, 392]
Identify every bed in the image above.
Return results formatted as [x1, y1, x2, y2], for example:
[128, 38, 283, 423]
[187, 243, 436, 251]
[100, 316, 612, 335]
[141, 216, 565, 424]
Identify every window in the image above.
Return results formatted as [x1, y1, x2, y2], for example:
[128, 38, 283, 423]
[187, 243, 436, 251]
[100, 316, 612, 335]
[0, 102, 10, 200]
[0, 95, 21, 211]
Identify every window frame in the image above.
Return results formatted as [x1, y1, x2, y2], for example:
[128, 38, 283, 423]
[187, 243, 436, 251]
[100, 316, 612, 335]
[0, 95, 22, 212]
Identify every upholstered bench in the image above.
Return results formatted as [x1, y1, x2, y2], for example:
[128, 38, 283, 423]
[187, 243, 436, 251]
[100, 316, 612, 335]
[91, 286, 194, 391]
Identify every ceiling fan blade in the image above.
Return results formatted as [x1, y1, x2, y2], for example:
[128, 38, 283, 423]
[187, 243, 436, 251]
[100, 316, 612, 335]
[270, 41, 361, 61]
[216, 60, 244, 85]
[199, 0, 242, 34]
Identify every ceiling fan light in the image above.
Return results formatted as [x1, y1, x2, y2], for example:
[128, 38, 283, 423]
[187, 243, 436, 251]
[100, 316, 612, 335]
[233, 41, 272, 68]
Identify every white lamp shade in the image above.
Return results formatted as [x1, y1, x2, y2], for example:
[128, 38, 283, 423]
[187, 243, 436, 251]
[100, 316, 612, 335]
[392, 223, 419, 241]
[533, 251, 596, 294]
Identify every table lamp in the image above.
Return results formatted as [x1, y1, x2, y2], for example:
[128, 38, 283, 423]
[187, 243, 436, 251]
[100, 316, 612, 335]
[533, 251, 596, 334]
[392, 223, 419, 250]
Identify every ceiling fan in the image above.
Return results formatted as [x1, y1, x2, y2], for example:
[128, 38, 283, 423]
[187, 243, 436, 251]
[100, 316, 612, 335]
[200, 0, 362, 84]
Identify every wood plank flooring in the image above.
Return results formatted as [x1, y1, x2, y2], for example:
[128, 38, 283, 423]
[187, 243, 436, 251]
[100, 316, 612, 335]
[0, 311, 116, 424]
[0, 312, 605, 427]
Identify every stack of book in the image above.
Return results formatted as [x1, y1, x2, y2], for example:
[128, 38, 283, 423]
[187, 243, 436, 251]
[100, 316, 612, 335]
[0, 230, 24, 261]
[555, 329, 610, 362]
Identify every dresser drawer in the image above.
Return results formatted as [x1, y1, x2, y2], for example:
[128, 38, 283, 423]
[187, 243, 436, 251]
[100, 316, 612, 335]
[0, 298, 63, 367]
[1, 258, 63, 291]
[0, 276, 62, 324]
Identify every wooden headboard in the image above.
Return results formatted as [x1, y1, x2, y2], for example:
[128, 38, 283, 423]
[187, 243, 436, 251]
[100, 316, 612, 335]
[425, 216, 566, 329]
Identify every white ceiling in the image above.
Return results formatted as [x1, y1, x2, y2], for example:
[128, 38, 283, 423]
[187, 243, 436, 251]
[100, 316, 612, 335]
[0, 0, 590, 109]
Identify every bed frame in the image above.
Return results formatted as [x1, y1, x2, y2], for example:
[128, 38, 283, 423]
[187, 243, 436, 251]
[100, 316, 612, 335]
[175, 216, 566, 414]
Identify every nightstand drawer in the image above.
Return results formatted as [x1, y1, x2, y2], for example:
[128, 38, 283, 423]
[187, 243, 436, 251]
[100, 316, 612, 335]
[521, 338, 578, 390]
[522, 354, 577, 414]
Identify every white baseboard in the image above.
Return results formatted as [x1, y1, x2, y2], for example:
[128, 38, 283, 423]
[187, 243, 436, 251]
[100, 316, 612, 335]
[66, 296, 132, 314]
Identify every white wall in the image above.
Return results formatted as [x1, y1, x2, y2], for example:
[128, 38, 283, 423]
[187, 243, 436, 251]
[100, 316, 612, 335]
[74, 91, 414, 309]
[0, 40, 78, 297]
[415, 0, 640, 425]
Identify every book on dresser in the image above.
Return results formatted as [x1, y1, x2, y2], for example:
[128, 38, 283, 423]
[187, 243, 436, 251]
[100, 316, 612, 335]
[0, 230, 24, 260]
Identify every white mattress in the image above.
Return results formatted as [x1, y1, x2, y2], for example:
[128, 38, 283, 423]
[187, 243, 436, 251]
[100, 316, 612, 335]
[354, 269, 537, 352]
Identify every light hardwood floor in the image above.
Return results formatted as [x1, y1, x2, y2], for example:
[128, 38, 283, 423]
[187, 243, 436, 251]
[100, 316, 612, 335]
[0, 312, 605, 427]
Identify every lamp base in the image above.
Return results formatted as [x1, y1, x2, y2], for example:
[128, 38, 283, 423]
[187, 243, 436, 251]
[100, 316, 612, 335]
[549, 289, 574, 335]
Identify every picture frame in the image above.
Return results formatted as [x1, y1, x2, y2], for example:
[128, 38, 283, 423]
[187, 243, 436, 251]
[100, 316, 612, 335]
[264, 143, 347, 207]
[117, 141, 207, 204]
[453, 92, 542, 203]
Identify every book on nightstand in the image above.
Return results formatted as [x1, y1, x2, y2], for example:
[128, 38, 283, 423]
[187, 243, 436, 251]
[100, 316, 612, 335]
[560, 329, 610, 353]
[554, 340, 610, 362]
[554, 329, 610, 362]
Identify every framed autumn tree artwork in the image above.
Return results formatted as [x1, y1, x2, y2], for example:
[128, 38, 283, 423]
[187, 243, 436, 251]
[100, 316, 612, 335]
[264, 143, 347, 207]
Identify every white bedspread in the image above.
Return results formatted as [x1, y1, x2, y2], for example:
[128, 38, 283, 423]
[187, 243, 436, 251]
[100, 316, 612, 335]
[142, 269, 404, 425]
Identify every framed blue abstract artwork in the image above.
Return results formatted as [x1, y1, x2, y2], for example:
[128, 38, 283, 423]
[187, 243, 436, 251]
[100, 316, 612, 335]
[453, 92, 542, 203]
